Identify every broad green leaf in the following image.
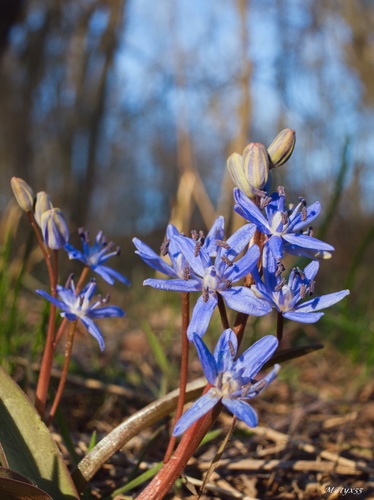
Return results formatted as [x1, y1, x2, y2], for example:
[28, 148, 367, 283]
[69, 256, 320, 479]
[0, 367, 78, 499]
[0, 467, 52, 499]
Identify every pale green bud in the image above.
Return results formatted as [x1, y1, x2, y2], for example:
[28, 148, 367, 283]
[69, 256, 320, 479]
[10, 177, 35, 212]
[41, 208, 69, 250]
[227, 142, 269, 198]
[34, 191, 54, 228]
[267, 128, 296, 168]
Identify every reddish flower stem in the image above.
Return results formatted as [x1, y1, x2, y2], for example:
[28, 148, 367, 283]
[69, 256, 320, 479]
[47, 320, 77, 425]
[217, 293, 230, 330]
[277, 311, 284, 342]
[35, 249, 59, 418]
[163, 292, 190, 463]
[137, 400, 223, 500]
[138, 229, 266, 497]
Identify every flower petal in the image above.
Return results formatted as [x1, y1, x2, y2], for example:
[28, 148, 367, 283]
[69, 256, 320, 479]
[267, 235, 284, 260]
[213, 328, 238, 372]
[220, 287, 272, 316]
[283, 242, 333, 260]
[204, 216, 225, 257]
[93, 265, 130, 286]
[172, 390, 221, 436]
[225, 223, 256, 258]
[173, 235, 210, 277]
[234, 335, 278, 380]
[246, 364, 281, 398]
[233, 189, 271, 234]
[193, 334, 217, 385]
[133, 237, 178, 278]
[35, 289, 70, 312]
[64, 243, 85, 262]
[224, 244, 260, 282]
[283, 311, 324, 323]
[143, 278, 201, 292]
[222, 398, 258, 427]
[282, 233, 335, 252]
[80, 317, 105, 351]
[187, 294, 218, 339]
[295, 290, 350, 313]
[89, 306, 125, 319]
[288, 201, 321, 231]
[261, 243, 279, 290]
[303, 260, 320, 281]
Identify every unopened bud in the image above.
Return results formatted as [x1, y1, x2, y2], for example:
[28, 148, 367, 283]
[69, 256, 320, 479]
[41, 208, 69, 250]
[10, 177, 35, 212]
[227, 142, 269, 198]
[267, 128, 296, 168]
[34, 191, 53, 228]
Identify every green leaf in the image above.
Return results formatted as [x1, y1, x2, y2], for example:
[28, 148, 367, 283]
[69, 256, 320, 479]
[0, 467, 52, 499]
[0, 367, 78, 499]
[142, 320, 173, 380]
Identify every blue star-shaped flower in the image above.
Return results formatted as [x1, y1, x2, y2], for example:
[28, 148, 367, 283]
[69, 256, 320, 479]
[144, 223, 272, 338]
[173, 329, 280, 435]
[65, 229, 130, 286]
[251, 244, 350, 323]
[36, 278, 125, 350]
[234, 187, 334, 260]
[133, 216, 225, 279]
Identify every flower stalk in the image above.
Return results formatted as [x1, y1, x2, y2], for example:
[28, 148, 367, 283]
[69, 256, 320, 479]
[163, 292, 190, 463]
[47, 320, 77, 425]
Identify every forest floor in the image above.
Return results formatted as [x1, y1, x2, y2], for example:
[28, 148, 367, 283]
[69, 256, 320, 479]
[45, 326, 374, 500]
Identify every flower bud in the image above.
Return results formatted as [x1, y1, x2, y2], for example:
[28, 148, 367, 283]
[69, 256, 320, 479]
[10, 177, 35, 212]
[267, 128, 296, 168]
[227, 142, 269, 198]
[34, 191, 54, 228]
[41, 208, 69, 250]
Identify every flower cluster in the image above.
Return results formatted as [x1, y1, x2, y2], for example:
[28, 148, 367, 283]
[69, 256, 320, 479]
[134, 128, 349, 434]
[11, 177, 128, 350]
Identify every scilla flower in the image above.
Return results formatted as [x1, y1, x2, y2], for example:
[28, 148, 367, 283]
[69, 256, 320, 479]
[36, 277, 125, 350]
[234, 186, 334, 260]
[144, 223, 272, 338]
[133, 217, 224, 279]
[173, 329, 280, 435]
[251, 244, 349, 323]
[65, 229, 129, 286]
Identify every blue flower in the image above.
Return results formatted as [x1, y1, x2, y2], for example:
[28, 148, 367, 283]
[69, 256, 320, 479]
[173, 330, 280, 435]
[133, 217, 225, 279]
[144, 223, 272, 338]
[251, 244, 350, 323]
[65, 229, 130, 286]
[36, 278, 125, 350]
[234, 187, 334, 260]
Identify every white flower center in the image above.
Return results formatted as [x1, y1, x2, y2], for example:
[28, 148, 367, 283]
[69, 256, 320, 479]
[273, 284, 294, 311]
[216, 370, 242, 397]
[202, 266, 221, 292]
